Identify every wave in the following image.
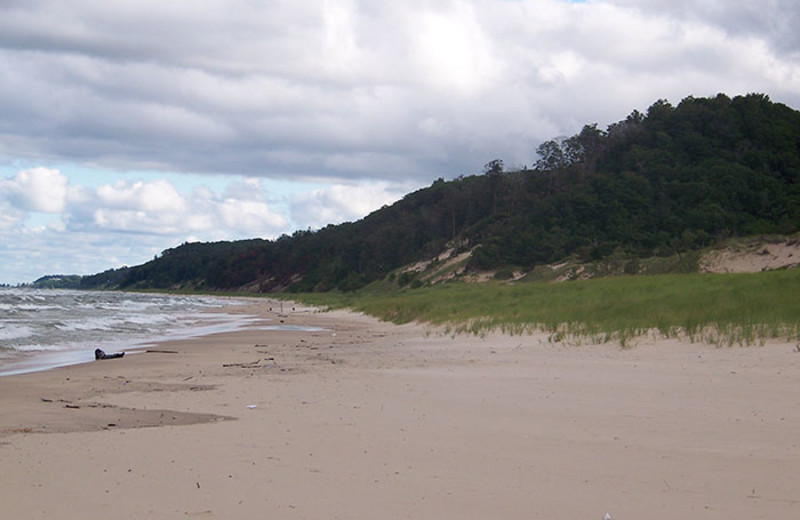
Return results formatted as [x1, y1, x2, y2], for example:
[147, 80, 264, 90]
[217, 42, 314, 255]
[0, 324, 34, 341]
[11, 343, 67, 352]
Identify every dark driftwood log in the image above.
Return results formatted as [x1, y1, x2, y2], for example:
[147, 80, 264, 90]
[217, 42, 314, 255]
[95, 348, 125, 360]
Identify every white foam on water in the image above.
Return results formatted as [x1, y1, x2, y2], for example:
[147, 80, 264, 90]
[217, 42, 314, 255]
[11, 343, 67, 352]
[0, 324, 34, 341]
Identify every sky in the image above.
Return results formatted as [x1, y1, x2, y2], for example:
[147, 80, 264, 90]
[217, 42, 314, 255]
[1, 0, 799, 284]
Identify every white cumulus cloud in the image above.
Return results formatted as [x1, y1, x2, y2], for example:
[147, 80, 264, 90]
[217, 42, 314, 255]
[0, 167, 69, 213]
[289, 181, 411, 230]
[96, 179, 188, 213]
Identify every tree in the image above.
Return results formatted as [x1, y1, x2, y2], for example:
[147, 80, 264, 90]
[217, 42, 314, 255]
[483, 159, 504, 175]
[534, 139, 567, 171]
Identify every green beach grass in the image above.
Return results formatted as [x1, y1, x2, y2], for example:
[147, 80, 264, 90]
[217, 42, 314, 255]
[289, 269, 800, 347]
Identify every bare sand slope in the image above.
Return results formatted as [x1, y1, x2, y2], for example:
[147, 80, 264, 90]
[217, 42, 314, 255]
[1, 304, 799, 519]
[700, 238, 800, 273]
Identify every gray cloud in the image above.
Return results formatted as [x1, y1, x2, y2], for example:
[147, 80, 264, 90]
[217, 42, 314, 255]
[607, 0, 800, 58]
[1, 0, 797, 184]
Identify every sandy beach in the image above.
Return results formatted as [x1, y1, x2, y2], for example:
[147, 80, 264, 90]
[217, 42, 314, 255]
[1, 302, 798, 519]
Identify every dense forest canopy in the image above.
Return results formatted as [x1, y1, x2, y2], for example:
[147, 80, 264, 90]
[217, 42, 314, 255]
[77, 93, 800, 292]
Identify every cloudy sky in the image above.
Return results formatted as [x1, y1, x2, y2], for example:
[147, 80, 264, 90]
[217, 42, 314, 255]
[1, 0, 798, 283]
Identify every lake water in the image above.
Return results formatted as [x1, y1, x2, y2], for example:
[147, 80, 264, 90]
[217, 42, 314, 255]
[0, 288, 260, 376]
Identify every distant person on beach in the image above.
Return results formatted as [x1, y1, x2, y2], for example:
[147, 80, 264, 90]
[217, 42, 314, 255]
[94, 348, 125, 360]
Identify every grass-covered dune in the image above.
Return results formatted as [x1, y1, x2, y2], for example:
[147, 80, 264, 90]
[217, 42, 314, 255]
[290, 269, 800, 347]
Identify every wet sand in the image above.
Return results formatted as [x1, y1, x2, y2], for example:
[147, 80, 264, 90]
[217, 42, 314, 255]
[1, 302, 798, 519]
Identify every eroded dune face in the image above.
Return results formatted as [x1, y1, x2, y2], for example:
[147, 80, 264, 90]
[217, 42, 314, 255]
[700, 239, 800, 273]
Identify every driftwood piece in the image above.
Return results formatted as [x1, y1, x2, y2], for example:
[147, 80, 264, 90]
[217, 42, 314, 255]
[222, 357, 276, 368]
[95, 348, 125, 360]
[146, 349, 179, 354]
[223, 359, 262, 368]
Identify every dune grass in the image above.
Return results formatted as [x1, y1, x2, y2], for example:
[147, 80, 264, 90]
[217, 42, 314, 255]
[290, 270, 800, 346]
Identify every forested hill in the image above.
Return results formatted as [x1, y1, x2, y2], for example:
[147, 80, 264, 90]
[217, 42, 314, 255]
[81, 93, 800, 292]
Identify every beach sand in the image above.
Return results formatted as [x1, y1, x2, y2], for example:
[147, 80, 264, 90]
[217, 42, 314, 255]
[1, 302, 798, 519]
